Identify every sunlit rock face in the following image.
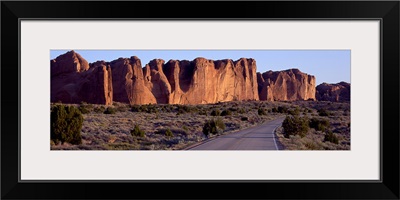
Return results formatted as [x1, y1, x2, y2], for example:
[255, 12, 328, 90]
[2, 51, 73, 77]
[51, 51, 113, 105]
[316, 82, 350, 102]
[257, 69, 316, 101]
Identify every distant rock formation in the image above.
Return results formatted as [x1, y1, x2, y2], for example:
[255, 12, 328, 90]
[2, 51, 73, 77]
[257, 69, 316, 101]
[316, 82, 350, 102]
[51, 51, 113, 105]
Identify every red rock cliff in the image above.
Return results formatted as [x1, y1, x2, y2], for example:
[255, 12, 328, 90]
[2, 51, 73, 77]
[257, 69, 316, 101]
[109, 57, 259, 104]
[316, 82, 350, 102]
[51, 51, 113, 105]
[52, 52, 323, 105]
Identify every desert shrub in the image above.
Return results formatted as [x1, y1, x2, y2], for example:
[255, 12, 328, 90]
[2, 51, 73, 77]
[271, 107, 278, 113]
[198, 109, 208, 115]
[156, 128, 186, 136]
[130, 105, 143, 112]
[176, 105, 197, 114]
[278, 106, 288, 113]
[79, 102, 93, 114]
[51, 105, 83, 145]
[318, 108, 331, 116]
[210, 109, 221, 116]
[145, 104, 158, 113]
[258, 108, 267, 115]
[131, 125, 145, 137]
[238, 108, 246, 114]
[104, 107, 117, 114]
[221, 110, 232, 116]
[228, 107, 238, 112]
[116, 104, 129, 112]
[131, 104, 158, 113]
[94, 106, 106, 113]
[202, 117, 225, 136]
[324, 131, 339, 144]
[241, 117, 248, 121]
[282, 115, 309, 138]
[309, 117, 330, 132]
[288, 107, 300, 116]
[166, 105, 175, 112]
[182, 125, 189, 132]
[304, 141, 319, 150]
[165, 128, 174, 138]
[215, 117, 226, 130]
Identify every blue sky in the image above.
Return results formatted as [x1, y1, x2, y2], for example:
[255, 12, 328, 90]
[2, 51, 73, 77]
[50, 50, 350, 85]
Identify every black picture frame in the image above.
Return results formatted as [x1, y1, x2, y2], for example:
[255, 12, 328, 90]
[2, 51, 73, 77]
[1, 1, 399, 199]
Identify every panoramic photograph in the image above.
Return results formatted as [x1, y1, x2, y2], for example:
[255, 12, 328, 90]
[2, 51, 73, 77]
[50, 50, 350, 150]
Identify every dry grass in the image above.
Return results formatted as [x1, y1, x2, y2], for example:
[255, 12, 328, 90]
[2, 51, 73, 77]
[275, 101, 350, 150]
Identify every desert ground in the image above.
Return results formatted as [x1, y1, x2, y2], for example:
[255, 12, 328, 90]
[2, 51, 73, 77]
[51, 100, 350, 150]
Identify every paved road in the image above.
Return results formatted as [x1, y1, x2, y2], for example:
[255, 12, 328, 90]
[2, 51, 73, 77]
[188, 117, 285, 150]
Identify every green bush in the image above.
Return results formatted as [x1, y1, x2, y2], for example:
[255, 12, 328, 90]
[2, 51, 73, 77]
[94, 106, 106, 113]
[182, 125, 189, 132]
[145, 104, 158, 113]
[202, 117, 225, 136]
[221, 110, 232, 116]
[215, 117, 226, 130]
[324, 131, 339, 144]
[309, 117, 330, 132]
[116, 104, 129, 112]
[78, 102, 93, 114]
[51, 105, 83, 145]
[165, 128, 174, 138]
[318, 108, 331, 116]
[104, 107, 116, 114]
[282, 115, 309, 138]
[288, 107, 300, 116]
[131, 105, 143, 112]
[131, 104, 158, 113]
[131, 125, 145, 137]
[238, 108, 246, 114]
[198, 109, 208, 116]
[278, 106, 288, 113]
[176, 105, 197, 114]
[210, 109, 221, 116]
[258, 108, 267, 115]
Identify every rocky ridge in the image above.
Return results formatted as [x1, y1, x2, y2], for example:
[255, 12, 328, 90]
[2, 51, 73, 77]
[316, 82, 350, 102]
[51, 51, 113, 105]
[257, 69, 316, 101]
[51, 51, 346, 105]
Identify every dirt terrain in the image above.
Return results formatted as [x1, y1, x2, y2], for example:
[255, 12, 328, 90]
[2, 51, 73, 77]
[51, 100, 350, 150]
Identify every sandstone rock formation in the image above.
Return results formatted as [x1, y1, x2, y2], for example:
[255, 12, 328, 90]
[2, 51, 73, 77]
[51, 51, 323, 105]
[109, 57, 156, 105]
[110, 57, 259, 105]
[257, 69, 316, 101]
[316, 82, 350, 102]
[51, 50, 89, 77]
[51, 51, 113, 105]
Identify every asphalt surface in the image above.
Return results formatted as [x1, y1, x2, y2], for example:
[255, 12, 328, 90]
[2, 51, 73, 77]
[188, 117, 285, 150]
